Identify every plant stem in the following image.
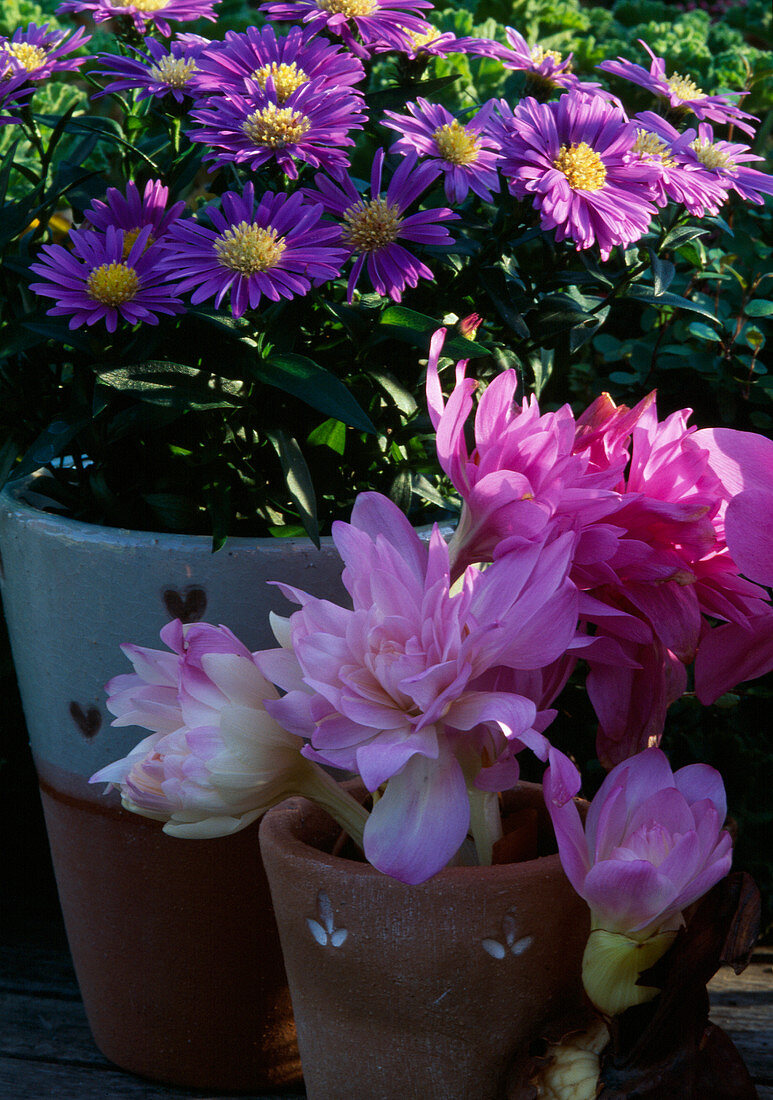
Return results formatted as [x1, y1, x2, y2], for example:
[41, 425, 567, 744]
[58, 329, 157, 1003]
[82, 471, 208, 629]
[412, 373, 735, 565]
[467, 785, 503, 867]
[301, 763, 369, 854]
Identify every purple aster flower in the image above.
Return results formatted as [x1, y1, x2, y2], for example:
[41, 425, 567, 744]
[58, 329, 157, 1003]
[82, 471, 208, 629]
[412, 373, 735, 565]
[372, 21, 482, 60]
[29, 225, 184, 332]
[1, 22, 91, 81]
[304, 148, 457, 302]
[469, 28, 608, 98]
[157, 184, 347, 317]
[188, 78, 365, 180]
[260, 0, 431, 60]
[382, 97, 501, 203]
[55, 0, 220, 38]
[492, 92, 660, 260]
[598, 40, 758, 137]
[191, 25, 364, 99]
[90, 34, 207, 103]
[83, 179, 186, 255]
[630, 112, 730, 215]
[0, 57, 35, 122]
[687, 122, 773, 207]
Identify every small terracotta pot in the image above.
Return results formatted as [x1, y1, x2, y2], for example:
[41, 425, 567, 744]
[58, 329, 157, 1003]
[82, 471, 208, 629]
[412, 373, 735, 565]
[259, 782, 590, 1100]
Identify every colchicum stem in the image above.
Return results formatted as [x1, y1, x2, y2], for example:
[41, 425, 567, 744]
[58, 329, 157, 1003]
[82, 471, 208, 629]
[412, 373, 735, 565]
[467, 785, 503, 867]
[581, 925, 677, 1017]
[300, 762, 369, 854]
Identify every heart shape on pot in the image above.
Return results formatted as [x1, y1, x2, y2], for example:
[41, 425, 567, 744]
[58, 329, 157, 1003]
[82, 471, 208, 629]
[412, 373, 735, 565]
[163, 585, 207, 623]
[69, 701, 102, 739]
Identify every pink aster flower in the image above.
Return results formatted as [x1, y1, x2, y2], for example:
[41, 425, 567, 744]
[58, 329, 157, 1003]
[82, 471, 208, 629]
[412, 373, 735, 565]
[545, 747, 732, 939]
[91, 620, 365, 840]
[545, 746, 732, 1014]
[303, 149, 457, 302]
[493, 91, 660, 259]
[29, 224, 184, 332]
[191, 25, 364, 98]
[90, 34, 207, 103]
[83, 178, 185, 251]
[158, 184, 346, 317]
[598, 41, 758, 137]
[1, 22, 91, 81]
[56, 0, 220, 37]
[686, 122, 773, 207]
[629, 112, 730, 215]
[260, 0, 431, 59]
[258, 491, 579, 884]
[188, 78, 365, 180]
[382, 98, 501, 203]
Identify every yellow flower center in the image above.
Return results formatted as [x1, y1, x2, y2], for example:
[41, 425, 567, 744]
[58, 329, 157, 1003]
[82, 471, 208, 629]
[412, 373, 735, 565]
[316, 0, 377, 15]
[242, 103, 311, 147]
[632, 129, 675, 167]
[86, 262, 140, 306]
[121, 226, 155, 259]
[553, 141, 607, 191]
[531, 44, 562, 65]
[667, 72, 704, 101]
[252, 61, 309, 102]
[214, 221, 286, 274]
[432, 120, 480, 166]
[690, 137, 733, 170]
[407, 23, 441, 50]
[6, 42, 48, 71]
[342, 197, 402, 252]
[112, 0, 170, 10]
[148, 54, 197, 88]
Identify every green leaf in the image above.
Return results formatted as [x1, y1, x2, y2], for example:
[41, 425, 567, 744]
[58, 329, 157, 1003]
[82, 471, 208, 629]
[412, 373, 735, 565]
[687, 321, 722, 342]
[661, 225, 709, 250]
[369, 369, 418, 415]
[648, 249, 676, 296]
[258, 353, 375, 433]
[626, 286, 722, 324]
[745, 300, 773, 318]
[266, 430, 319, 548]
[478, 270, 530, 341]
[365, 75, 459, 110]
[95, 361, 242, 410]
[378, 305, 491, 359]
[307, 418, 346, 455]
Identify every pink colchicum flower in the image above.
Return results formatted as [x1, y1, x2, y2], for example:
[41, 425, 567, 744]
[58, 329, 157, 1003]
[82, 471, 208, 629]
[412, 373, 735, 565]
[544, 747, 732, 1014]
[545, 747, 732, 938]
[258, 491, 579, 884]
[427, 333, 773, 767]
[91, 620, 367, 842]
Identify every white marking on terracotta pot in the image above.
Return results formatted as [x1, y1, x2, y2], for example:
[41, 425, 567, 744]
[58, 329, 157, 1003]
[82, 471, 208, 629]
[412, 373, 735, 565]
[307, 891, 347, 947]
[482, 908, 532, 959]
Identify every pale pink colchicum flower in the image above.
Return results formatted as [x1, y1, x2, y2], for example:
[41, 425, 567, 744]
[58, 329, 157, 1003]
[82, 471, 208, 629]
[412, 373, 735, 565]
[544, 747, 732, 1015]
[427, 332, 773, 766]
[258, 491, 579, 884]
[92, 620, 367, 842]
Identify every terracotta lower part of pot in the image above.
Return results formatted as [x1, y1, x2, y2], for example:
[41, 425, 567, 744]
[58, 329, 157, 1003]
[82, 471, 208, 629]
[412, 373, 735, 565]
[37, 759, 301, 1093]
[260, 783, 590, 1100]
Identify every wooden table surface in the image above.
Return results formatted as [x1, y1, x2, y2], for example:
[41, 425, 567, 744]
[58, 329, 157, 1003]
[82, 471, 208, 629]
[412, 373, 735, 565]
[1, 908, 771, 1100]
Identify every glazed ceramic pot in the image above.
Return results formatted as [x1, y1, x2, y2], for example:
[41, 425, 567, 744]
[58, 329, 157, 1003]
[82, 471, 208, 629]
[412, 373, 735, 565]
[0, 474, 348, 1091]
[259, 781, 591, 1100]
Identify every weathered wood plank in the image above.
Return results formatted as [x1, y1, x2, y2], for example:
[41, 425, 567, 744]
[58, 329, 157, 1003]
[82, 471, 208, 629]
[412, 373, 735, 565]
[0, 1056, 303, 1100]
[0, 990, 110, 1065]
